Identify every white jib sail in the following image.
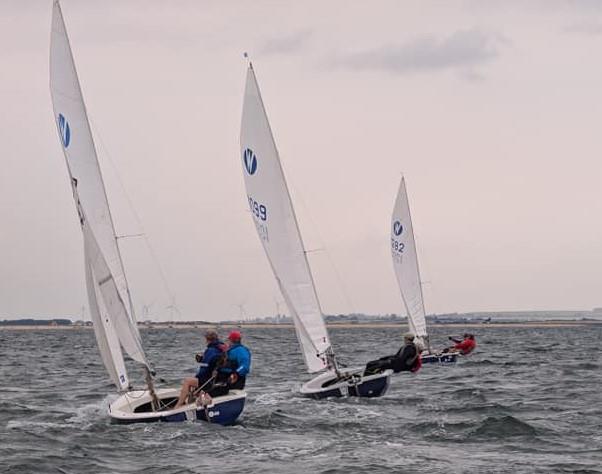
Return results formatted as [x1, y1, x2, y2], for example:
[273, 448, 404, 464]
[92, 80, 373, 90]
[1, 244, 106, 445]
[391, 177, 428, 339]
[50, 0, 149, 388]
[84, 226, 128, 390]
[240, 64, 331, 373]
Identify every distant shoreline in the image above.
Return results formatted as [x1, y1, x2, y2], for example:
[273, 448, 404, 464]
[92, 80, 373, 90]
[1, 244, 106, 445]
[1, 321, 598, 331]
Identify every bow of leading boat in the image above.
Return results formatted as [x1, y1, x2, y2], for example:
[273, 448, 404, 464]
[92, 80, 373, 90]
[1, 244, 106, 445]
[108, 388, 246, 425]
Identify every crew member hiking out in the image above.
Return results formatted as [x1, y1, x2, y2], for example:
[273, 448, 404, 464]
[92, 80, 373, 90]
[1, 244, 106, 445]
[364, 333, 421, 375]
[174, 330, 225, 408]
[217, 331, 251, 390]
[447, 333, 476, 355]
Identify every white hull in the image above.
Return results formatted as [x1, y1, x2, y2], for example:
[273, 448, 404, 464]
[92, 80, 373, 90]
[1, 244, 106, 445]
[108, 387, 246, 425]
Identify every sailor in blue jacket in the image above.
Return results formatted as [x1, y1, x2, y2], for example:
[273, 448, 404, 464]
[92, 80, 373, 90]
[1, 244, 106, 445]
[174, 330, 225, 408]
[195, 334, 226, 385]
[219, 331, 251, 390]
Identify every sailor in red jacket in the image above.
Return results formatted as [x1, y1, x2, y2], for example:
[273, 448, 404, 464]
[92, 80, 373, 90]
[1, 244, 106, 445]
[448, 333, 476, 355]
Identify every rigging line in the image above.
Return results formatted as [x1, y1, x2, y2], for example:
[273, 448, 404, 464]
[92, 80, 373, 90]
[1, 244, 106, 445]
[287, 179, 357, 315]
[88, 117, 181, 318]
[116, 233, 145, 239]
[415, 231, 436, 318]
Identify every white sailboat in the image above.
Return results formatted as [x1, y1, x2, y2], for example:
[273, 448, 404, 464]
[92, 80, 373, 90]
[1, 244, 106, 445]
[390, 177, 457, 364]
[50, 0, 246, 423]
[239, 60, 392, 398]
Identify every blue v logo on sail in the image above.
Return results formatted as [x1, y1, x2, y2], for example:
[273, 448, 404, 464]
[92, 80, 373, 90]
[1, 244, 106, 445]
[58, 113, 71, 148]
[393, 221, 403, 236]
[243, 148, 257, 175]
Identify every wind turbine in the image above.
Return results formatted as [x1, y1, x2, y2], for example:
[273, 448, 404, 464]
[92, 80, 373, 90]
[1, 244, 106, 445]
[166, 296, 182, 325]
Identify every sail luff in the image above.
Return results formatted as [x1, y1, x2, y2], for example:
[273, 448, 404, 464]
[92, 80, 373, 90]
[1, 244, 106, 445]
[391, 177, 428, 338]
[50, 0, 149, 382]
[240, 64, 331, 373]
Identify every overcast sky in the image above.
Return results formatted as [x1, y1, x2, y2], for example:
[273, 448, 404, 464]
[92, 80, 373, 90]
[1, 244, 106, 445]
[1, 0, 602, 321]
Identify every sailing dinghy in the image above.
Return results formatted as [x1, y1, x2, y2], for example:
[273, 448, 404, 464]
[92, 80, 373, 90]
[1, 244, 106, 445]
[390, 177, 457, 364]
[239, 61, 392, 398]
[49, 0, 245, 423]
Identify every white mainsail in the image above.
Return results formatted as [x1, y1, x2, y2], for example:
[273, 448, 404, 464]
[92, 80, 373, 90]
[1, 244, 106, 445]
[240, 63, 331, 373]
[50, 0, 149, 390]
[391, 177, 428, 340]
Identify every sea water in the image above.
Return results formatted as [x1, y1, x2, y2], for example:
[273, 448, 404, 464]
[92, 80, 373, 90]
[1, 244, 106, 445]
[1, 325, 601, 473]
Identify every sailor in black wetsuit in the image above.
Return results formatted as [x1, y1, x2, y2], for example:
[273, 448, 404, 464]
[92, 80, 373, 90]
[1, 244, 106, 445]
[364, 334, 420, 375]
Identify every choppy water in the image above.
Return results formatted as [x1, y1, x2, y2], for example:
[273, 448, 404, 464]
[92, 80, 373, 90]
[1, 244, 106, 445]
[1, 325, 602, 473]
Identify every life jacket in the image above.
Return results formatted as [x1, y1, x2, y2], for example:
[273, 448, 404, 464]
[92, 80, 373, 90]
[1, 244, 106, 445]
[197, 340, 226, 381]
[392, 343, 419, 373]
[410, 353, 422, 373]
[218, 343, 251, 377]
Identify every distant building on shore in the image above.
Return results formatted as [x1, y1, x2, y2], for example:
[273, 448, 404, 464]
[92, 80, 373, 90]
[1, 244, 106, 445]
[0, 318, 72, 326]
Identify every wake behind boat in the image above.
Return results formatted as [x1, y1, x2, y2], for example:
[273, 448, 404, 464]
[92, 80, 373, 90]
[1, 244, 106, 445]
[239, 60, 391, 399]
[49, 0, 245, 425]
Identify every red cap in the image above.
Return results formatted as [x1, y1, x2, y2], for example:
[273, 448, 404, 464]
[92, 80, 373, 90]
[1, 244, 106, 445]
[228, 330, 241, 342]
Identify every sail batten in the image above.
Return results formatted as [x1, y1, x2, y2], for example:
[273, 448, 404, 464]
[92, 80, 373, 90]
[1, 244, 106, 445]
[50, 0, 149, 389]
[240, 64, 331, 373]
[391, 177, 428, 339]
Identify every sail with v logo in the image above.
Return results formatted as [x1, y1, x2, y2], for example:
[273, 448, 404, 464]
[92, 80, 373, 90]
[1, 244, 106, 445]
[243, 148, 257, 175]
[58, 114, 71, 148]
[393, 221, 403, 236]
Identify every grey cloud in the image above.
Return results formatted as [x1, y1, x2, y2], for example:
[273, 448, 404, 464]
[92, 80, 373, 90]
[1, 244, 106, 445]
[564, 22, 602, 35]
[260, 30, 312, 56]
[337, 29, 504, 75]
[458, 68, 486, 82]
[564, 0, 602, 10]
